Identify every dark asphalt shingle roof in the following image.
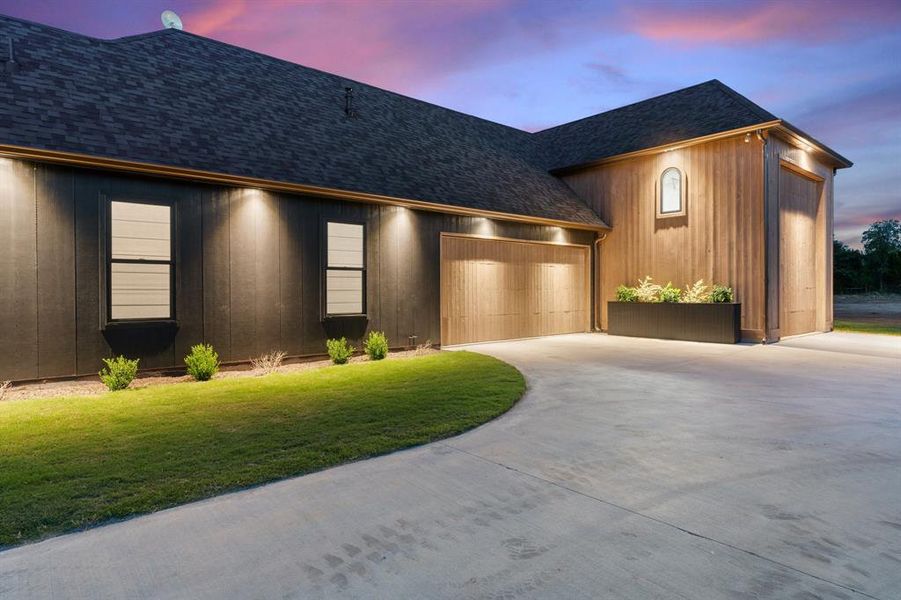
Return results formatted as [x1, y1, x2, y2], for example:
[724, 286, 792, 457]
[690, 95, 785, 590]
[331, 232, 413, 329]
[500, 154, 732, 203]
[535, 79, 850, 171]
[0, 15, 848, 228]
[534, 80, 778, 171]
[0, 15, 603, 227]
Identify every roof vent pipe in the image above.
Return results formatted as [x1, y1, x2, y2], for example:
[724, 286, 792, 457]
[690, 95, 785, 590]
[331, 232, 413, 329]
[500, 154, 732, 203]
[344, 87, 358, 119]
[5, 38, 17, 74]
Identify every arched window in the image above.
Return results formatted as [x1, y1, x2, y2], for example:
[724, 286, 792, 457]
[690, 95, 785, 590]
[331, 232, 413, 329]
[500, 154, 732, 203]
[659, 167, 684, 216]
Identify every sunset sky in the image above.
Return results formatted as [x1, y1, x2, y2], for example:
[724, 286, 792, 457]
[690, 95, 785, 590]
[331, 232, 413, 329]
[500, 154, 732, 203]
[2, 0, 899, 247]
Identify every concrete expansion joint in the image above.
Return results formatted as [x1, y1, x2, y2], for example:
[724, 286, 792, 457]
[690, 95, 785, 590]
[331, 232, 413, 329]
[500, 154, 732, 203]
[436, 442, 885, 600]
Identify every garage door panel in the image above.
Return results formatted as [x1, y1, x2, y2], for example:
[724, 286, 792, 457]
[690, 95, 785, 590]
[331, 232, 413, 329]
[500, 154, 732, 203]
[441, 235, 589, 345]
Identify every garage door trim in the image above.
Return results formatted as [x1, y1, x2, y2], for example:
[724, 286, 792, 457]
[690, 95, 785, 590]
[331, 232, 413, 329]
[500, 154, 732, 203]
[777, 160, 827, 338]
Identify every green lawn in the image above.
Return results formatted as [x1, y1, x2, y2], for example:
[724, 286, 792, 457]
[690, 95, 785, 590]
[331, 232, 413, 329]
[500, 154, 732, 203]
[0, 351, 524, 547]
[834, 320, 901, 336]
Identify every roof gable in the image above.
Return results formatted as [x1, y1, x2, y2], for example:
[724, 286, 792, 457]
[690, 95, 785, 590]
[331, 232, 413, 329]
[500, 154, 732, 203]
[533, 80, 778, 171]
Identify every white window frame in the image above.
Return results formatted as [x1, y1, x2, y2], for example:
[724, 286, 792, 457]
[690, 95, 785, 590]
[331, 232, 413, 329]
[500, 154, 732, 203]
[106, 199, 175, 323]
[323, 220, 366, 318]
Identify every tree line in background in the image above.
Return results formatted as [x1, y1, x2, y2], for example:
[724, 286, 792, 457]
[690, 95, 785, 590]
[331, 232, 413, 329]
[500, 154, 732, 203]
[834, 219, 901, 294]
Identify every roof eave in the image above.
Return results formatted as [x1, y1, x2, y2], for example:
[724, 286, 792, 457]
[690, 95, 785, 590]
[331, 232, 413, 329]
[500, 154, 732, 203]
[0, 143, 610, 232]
[772, 122, 853, 169]
[549, 120, 783, 175]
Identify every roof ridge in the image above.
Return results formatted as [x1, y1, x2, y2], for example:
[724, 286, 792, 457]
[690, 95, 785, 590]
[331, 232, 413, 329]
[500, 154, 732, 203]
[0, 11, 102, 41]
[107, 29, 181, 43]
[0, 11, 182, 44]
[708, 79, 778, 122]
[532, 79, 723, 135]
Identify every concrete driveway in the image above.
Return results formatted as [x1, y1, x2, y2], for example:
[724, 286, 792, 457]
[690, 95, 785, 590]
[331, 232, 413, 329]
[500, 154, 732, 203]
[1, 333, 899, 599]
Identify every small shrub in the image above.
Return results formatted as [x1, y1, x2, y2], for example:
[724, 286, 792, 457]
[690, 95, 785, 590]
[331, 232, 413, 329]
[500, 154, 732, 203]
[251, 350, 286, 375]
[710, 284, 734, 303]
[659, 282, 682, 303]
[635, 276, 663, 303]
[414, 340, 434, 355]
[615, 285, 638, 302]
[363, 331, 389, 361]
[0, 380, 10, 401]
[681, 279, 710, 303]
[185, 344, 220, 381]
[98, 356, 139, 391]
[326, 337, 354, 365]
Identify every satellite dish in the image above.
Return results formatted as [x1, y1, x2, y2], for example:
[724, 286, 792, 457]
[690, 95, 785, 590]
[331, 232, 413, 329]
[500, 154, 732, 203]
[161, 10, 184, 30]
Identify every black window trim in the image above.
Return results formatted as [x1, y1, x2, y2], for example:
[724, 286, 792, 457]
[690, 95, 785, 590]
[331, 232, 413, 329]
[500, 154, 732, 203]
[103, 196, 177, 327]
[321, 218, 367, 319]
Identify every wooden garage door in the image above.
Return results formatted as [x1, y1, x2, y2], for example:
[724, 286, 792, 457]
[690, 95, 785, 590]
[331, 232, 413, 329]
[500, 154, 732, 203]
[440, 235, 590, 345]
[779, 167, 820, 337]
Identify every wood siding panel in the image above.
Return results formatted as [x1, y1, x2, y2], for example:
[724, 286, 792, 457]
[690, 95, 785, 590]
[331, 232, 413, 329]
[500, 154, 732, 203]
[278, 193, 305, 356]
[228, 189, 258, 361]
[440, 235, 590, 345]
[563, 136, 766, 339]
[73, 174, 110, 375]
[174, 189, 204, 359]
[298, 199, 323, 356]
[0, 160, 38, 380]
[201, 188, 231, 359]
[254, 191, 282, 357]
[35, 166, 76, 377]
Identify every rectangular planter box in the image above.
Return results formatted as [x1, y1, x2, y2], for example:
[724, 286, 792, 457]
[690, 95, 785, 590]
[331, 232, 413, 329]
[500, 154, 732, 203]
[607, 302, 741, 344]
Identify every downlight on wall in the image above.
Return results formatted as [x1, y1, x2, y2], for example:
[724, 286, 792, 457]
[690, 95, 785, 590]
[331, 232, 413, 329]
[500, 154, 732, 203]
[552, 227, 566, 243]
[473, 217, 493, 236]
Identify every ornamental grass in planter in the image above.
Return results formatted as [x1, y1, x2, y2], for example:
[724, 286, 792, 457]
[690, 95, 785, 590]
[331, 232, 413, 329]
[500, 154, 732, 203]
[609, 278, 740, 343]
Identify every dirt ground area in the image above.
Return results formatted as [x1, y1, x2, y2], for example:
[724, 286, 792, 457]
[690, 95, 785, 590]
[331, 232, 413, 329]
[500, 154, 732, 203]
[0, 348, 438, 402]
[834, 293, 901, 326]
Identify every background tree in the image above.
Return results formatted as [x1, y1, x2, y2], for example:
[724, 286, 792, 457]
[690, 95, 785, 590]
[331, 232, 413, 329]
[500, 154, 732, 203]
[833, 239, 865, 293]
[861, 219, 901, 292]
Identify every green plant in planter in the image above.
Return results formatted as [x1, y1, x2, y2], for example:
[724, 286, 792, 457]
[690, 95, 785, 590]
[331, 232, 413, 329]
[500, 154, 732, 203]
[659, 282, 682, 303]
[681, 279, 710, 303]
[99, 356, 139, 391]
[363, 331, 389, 360]
[326, 337, 354, 365]
[185, 344, 220, 381]
[710, 284, 734, 303]
[635, 276, 663, 303]
[615, 285, 638, 302]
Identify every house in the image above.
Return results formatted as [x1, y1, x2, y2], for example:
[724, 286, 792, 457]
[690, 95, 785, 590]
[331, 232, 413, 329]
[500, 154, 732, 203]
[0, 14, 851, 381]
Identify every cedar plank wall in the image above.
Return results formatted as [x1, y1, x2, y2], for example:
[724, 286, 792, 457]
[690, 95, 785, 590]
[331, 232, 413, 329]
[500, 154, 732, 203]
[561, 135, 767, 339]
[764, 134, 834, 341]
[0, 158, 594, 381]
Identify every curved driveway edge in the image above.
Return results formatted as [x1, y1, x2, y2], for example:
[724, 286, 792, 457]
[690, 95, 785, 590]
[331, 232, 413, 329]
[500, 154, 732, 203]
[1, 332, 898, 599]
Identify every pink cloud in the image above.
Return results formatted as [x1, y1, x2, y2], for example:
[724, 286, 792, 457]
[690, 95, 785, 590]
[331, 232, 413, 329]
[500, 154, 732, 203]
[625, 0, 901, 45]
[188, 0, 248, 37]
[180, 0, 523, 94]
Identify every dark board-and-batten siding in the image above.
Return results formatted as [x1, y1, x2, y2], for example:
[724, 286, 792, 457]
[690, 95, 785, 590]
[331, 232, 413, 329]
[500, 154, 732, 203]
[0, 159, 594, 381]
